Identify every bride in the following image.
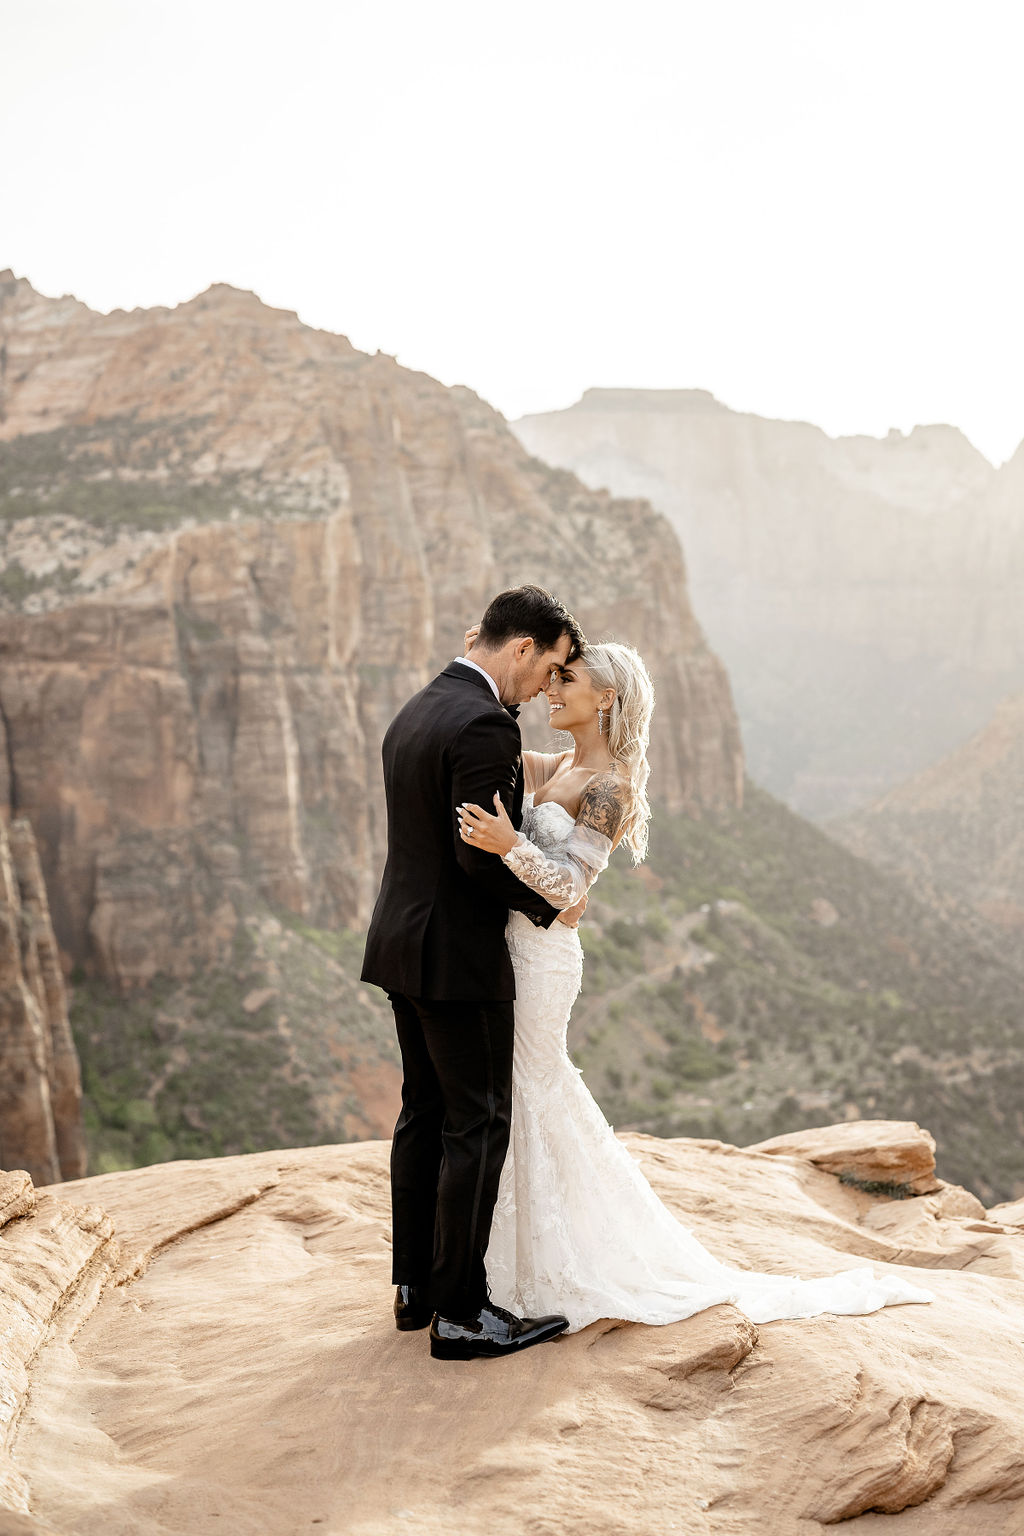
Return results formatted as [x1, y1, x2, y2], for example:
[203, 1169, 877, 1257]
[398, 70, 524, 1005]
[457, 637, 934, 1332]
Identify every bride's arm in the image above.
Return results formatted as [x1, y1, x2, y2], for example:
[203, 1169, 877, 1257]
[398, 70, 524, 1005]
[458, 772, 623, 908]
[522, 750, 570, 796]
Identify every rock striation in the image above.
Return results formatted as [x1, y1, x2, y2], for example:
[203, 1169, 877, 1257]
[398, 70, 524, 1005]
[0, 1170, 115, 1518]
[0, 818, 85, 1185]
[514, 388, 1024, 820]
[0, 274, 742, 991]
[2, 1122, 1024, 1534]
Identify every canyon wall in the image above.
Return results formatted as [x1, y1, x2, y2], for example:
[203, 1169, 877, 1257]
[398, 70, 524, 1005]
[514, 389, 1024, 819]
[0, 817, 86, 1183]
[0, 275, 742, 992]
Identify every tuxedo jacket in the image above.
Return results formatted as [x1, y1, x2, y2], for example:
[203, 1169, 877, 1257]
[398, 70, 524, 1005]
[360, 662, 559, 1001]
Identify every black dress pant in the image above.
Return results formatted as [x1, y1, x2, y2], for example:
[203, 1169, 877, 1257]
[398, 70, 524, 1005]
[388, 990, 515, 1320]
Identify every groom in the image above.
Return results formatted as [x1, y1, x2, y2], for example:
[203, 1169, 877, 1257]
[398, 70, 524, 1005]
[361, 585, 585, 1360]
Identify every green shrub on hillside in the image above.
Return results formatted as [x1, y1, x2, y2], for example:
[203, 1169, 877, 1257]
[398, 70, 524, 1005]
[71, 911, 397, 1173]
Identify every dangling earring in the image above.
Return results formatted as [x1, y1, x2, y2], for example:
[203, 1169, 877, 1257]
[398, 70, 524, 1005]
[598, 708, 605, 735]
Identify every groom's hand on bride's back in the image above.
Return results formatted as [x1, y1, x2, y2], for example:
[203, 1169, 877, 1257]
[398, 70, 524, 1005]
[557, 893, 588, 928]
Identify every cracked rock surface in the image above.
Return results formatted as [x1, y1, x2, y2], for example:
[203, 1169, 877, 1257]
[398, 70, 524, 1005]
[4, 1125, 1024, 1535]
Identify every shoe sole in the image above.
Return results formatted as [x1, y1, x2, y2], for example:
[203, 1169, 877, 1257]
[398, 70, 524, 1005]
[429, 1321, 569, 1360]
[395, 1314, 433, 1332]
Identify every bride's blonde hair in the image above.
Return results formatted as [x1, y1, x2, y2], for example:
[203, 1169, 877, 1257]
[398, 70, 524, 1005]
[581, 640, 654, 864]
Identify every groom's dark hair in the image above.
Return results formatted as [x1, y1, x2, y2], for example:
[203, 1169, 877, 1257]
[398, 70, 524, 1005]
[477, 585, 585, 662]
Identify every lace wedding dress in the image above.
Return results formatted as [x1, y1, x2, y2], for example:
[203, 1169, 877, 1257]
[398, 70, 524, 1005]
[485, 795, 934, 1332]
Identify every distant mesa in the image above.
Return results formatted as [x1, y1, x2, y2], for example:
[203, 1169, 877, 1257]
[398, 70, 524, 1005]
[513, 386, 1021, 822]
[555, 387, 729, 416]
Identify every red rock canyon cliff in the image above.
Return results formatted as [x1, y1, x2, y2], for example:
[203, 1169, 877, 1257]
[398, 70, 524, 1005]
[0, 274, 743, 996]
[0, 816, 85, 1183]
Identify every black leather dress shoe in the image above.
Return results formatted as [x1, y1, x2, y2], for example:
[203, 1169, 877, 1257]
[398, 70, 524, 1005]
[394, 1284, 433, 1332]
[429, 1302, 569, 1360]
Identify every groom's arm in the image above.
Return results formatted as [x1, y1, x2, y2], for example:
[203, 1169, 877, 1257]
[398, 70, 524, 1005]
[450, 714, 560, 929]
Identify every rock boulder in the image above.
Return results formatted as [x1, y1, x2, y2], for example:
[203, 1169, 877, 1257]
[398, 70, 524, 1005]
[746, 1119, 943, 1194]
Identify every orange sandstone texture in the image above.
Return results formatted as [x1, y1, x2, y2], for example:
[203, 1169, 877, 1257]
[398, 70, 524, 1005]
[2, 1123, 1024, 1536]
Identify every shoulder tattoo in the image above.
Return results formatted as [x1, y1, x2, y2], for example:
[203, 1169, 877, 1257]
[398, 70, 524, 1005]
[578, 773, 625, 839]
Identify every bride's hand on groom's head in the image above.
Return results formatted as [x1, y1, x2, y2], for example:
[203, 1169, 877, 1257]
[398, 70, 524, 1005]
[464, 623, 481, 656]
[457, 793, 517, 855]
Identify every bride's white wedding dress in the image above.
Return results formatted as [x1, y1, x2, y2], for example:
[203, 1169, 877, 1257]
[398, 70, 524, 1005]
[485, 794, 934, 1332]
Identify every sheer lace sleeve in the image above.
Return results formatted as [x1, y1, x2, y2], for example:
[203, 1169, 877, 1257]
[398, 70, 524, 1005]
[501, 822, 612, 908]
[501, 771, 623, 908]
[522, 751, 570, 796]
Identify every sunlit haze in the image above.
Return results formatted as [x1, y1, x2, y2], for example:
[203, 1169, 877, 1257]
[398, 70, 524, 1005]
[4, 0, 1023, 462]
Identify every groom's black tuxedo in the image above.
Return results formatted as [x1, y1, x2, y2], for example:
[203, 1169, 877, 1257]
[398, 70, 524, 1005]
[361, 660, 560, 1319]
[361, 661, 559, 999]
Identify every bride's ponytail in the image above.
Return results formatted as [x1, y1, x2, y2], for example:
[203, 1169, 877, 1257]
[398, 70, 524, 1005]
[580, 641, 654, 863]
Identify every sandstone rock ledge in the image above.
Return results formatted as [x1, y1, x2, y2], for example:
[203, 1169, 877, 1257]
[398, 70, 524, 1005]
[2, 1125, 1024, 1536]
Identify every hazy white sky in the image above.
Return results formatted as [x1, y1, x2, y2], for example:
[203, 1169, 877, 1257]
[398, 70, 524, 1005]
[3, 0, 1023, 462]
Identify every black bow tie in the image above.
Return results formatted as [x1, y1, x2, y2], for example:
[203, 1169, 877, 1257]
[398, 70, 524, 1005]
[505, 704, 521, 720]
